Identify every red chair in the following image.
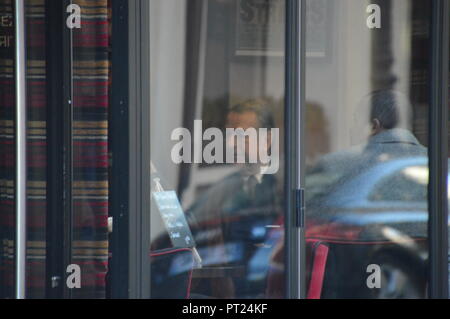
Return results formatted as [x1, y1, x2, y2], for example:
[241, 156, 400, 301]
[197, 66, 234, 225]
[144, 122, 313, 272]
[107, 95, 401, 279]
[266, 238, 330, 299]
[150, 248, 195, 299]
[306, 240, 329, 299]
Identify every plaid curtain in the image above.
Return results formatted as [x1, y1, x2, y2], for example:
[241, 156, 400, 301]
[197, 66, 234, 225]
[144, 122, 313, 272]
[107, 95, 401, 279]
[71, 0, 110, 299]
[0, 0, 110, 299]
[25, 0, 47, 299]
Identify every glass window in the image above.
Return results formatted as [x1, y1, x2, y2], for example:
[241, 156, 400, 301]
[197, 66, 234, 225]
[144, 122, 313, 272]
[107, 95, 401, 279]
[149, 0, 286, 299]
[5, 0, 450, 300]
[305, 0, 431, 299]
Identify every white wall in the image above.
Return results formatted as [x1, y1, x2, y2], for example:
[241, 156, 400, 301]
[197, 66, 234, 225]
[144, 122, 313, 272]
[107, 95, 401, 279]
[306, 0, 412, 153]
[150, 0, 186, 190]
[149, 0, 187, 240]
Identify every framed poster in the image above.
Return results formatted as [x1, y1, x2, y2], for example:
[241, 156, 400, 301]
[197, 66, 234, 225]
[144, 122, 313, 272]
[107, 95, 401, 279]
[306, 0, 331, 58]
[235, 0, 285, 57]
[234, 0, 331, 58]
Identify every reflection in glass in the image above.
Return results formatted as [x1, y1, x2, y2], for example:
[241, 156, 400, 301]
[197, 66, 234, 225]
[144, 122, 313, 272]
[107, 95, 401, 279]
[305, 0, 431, 299]
[149, 0, 286, 299]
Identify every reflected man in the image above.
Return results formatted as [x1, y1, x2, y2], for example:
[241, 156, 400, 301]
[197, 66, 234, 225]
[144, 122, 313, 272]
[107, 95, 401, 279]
[187, 98, 283, 298]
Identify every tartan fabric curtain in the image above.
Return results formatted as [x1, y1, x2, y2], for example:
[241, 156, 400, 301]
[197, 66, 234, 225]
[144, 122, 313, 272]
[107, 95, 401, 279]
[0, 0, 14, 300]
[0, 0, 110, 299]
[25, 0, 47, 298]
[71, 0, 110, 299]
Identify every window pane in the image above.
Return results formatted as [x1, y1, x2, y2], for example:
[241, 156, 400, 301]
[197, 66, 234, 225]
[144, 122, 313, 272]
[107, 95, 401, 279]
[305, 0, 430, 299]
[149, 0, 286, 299]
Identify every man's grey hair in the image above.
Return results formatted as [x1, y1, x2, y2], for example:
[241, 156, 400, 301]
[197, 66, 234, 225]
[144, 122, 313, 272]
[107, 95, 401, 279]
[229, 98, 275, 129]
[368, 89, 411, 129]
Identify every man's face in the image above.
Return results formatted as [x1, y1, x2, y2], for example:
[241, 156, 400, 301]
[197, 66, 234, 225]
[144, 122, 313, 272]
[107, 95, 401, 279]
[226, 111, 259, 131]
[225, 111, 271, 164]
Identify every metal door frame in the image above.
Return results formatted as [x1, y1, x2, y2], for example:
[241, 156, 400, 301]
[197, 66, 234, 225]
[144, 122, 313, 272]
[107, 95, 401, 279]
[128, 0, 151, 299]
[285, 0, 306, 299]
[14, 0, 27, 299]
[428, 0, 449, 300]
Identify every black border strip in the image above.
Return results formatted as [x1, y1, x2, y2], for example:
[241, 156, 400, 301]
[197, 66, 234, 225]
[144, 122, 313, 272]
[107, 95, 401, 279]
[428, 0, 449, 299]
[127, 0, 140, 299]
[45, 0, 65, 299]
[109, 0, 129, 299]
[128, 0, 151, 299]
[62, 0, 73, 300]
[44, 0, 73, 299]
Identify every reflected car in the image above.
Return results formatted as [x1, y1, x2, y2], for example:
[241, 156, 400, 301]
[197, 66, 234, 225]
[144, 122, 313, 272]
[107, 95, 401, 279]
[152, 157, 449, 299]
[299, 156, 448, 298]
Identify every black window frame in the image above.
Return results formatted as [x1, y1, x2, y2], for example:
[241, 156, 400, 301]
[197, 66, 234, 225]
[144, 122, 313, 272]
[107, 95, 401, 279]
[109, 0, 130, 299]
[428, 0, 449, 299]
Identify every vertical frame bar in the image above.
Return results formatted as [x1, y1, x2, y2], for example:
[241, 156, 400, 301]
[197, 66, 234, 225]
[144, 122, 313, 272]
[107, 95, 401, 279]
[128, 0, 151, 299]
[62, 0, 74, 300]
[44, 0, 73, 299]
[128, 0, 140, 298]
[140, 0, 151, 298]
[428, 0, 449, 299]
[14, 0, 27, 299]
[45, 0, 69, 298]
[285, 0, 306, 299]
[110, 0, 129, 299]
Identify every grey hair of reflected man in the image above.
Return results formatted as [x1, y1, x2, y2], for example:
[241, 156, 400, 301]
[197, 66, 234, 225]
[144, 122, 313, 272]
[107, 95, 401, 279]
[351, 89, 412, 144]
[228, 98, 276, 130]
[367, 89, 412, 129]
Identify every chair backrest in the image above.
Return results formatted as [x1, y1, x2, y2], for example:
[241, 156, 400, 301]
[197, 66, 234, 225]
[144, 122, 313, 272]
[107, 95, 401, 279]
[306, 240, 330, 299]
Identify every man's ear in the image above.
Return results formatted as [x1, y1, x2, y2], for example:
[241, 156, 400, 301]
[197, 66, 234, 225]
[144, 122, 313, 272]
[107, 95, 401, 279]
[371, 118, 382, 135]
